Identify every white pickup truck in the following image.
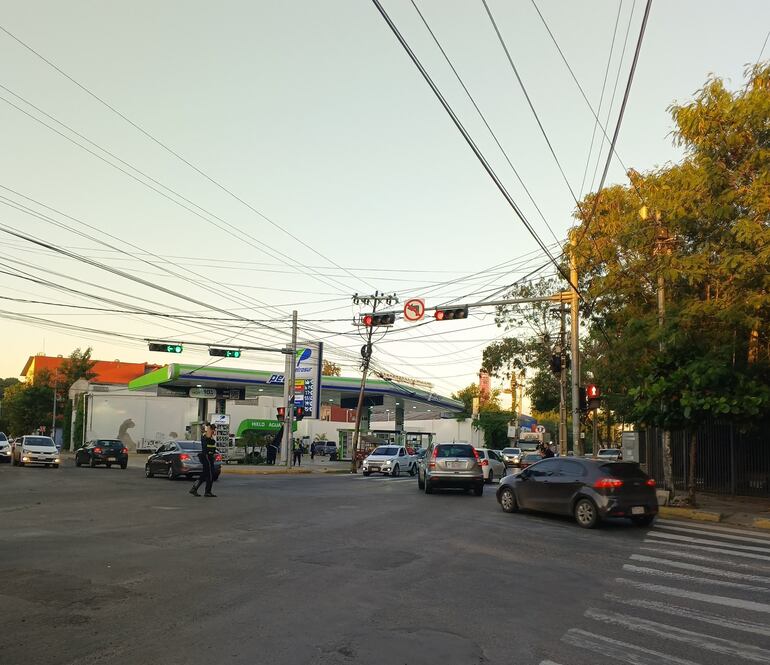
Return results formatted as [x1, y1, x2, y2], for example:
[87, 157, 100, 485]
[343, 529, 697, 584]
[362, 445, 417, 477]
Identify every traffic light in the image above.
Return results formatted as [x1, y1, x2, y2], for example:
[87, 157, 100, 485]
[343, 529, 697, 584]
[209, 347, 242, 358]
[549, 354, 562, 374]
[586, 384, 601, 410]
[578, 387, 587, 413]
[361, 312, 396, 327]
[277, 405, 305, 420]
[276, 407, 286, 420]
[148, 342, 183, 353]
[434, 306, 469, 321]
[294, 406, 305, 421]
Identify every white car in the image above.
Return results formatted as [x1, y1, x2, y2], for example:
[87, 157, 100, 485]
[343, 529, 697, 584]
[0, 432, 11, 463]
[362, 445, 417, 477]
[475, 448, 507, 484]
[12, 435, 60, 468]
[597, 448, 623, 461]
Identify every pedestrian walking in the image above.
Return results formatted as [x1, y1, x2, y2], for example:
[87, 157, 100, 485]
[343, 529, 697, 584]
[190, 423, 218, 497]
[310, 442, 316, 461]
[542, 443, 555, 458]
[292, 440, 302, 467]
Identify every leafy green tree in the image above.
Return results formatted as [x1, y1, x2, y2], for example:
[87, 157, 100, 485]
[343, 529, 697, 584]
[3, 382, 54, 436]
[451, 383, 480, 420]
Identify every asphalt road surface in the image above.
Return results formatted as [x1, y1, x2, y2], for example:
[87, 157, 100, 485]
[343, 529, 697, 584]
[2, 462, 769, 665]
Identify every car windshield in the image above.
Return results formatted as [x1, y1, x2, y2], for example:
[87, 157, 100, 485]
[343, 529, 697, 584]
[97, 440, 123, 447]
[0, 433, 7, 442]
[24, 436, 56, 447]
[372, 447, 399, 456]
[601, 462, 646, 479]
[178, 441, 202, 451]
[436, 445, 475, 458]
[503, 448, 521, 454]
[519, 442, 539, 451]
[598, 449, 617, 455]
[524, 453, 542, 461]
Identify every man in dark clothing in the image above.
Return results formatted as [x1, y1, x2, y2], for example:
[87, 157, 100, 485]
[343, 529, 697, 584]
[310, 442, 316, 461]
[542, 444, 555, 458]
[292, 440, 302, 467]
[190, 424, 218, 497]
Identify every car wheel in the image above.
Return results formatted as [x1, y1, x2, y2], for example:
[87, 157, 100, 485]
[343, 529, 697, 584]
[417, 470, 425, 489]
[89, 457, 96, 469]
[499, 487, 518, 513]
[167, 466, 176, 480]
[486, 471, 494, 485]
[392, 464, 400, 478]
[75, 456, 81, 467]
[409, 465, 415, 477]
[424, 476, 433, 494]
[120, 462, 127, 470]
[574, 498, 599, 529]
[631, 515, 655, 527]
[145, 464, 154, 478]
[473, 484, 484, 497]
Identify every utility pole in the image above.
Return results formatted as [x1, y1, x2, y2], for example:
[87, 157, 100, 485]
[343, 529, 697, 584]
[558, 302, 568, 456]
[51, 373, 58, 442]
[570, 233, 582, 456]
[282, 310, 298, 467]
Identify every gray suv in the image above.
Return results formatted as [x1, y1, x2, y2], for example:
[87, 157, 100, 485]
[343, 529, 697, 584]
[417, 442, 484, 496]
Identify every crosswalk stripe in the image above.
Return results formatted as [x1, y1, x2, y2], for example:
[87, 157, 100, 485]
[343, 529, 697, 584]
[623, 563, 770, 593]
[639, 545, 770, 572]
[654, 523, 770, 546]
[603, 593, 770, 639]
[647, 531, 770, 553]
[643, 538, 770, 562]
[562, 628, 702, 665]
[585, 607, 770, 663]
[630, 554, 770, 584]
[659, 519, 770, 540]
[616, 577, 770, 614]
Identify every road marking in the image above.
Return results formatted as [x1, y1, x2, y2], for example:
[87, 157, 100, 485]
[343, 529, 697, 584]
[562, 628, 702, 665]
[654, 522, 770, 546]
[659, 519, 770, 540]
[538, 661, 563, 665]
[585, 607, 770, 663]
[623, 563, 770, 593]
[630, 554, 770, 584]
[616, 578, 770, 614]
[643, 539, 770, 562]
[647, 530, 770, 553]
[603, 593, 770, 639]
[639, 545, 770, 572]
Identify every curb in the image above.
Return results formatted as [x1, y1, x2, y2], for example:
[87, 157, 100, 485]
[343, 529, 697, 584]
[658, 506, 722, 522]
[753, 518, 770, 531]
[221, 467, 312, 476]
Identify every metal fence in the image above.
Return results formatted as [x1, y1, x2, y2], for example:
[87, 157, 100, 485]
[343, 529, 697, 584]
[639, 423, 770, 497]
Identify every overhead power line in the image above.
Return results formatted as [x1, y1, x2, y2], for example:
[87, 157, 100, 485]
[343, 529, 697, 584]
[0, 24, 374, 292]
[369, 0, 583, 302]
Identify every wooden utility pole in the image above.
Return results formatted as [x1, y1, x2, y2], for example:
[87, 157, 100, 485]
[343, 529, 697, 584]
[558, 302, 568, 455]
[570, 233, 582, 456]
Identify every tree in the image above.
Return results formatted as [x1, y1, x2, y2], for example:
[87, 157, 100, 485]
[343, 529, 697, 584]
[571, 65, 770, 502]
[474, 406, 515, 449]
[322, 360, 342, 376]
[2, 382, 54, 436]
[451, 383, 480, 420]
[59, 347, 97, 386]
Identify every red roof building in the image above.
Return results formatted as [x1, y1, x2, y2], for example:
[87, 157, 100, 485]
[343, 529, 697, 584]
[21, 355, 162, 386]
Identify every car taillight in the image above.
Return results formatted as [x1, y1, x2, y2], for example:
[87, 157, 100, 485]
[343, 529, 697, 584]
[215, 453, 222, 462]
[179, 454, 191, 461]
[93, 447, 102, 454]
[480, 459, 488, 466]
[121, 448, 128, 454]
[645, 478, 656, 487]
[594, 478, 624, 489]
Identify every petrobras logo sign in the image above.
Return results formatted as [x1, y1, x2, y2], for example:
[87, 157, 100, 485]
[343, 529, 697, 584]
[295, 347, 314, 376]
[267, 374, 285, 385]
[294, 341, 323, 419]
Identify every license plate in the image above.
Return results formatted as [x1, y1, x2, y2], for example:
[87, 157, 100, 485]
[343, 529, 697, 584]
[631, 506, 645, 515]
[448, 462, 460, 469]
[108, 457, 117, 461]
[370, 467, 379, 472]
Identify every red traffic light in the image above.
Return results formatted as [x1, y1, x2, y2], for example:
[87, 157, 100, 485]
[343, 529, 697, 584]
[276, 406, 286, 419]
[363, 314, 373, 326]
[586, 384, 600, 399]
[434, 306, 468, 321]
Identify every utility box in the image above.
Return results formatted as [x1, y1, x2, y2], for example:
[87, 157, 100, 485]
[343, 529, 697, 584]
[621, 431, 640, 463]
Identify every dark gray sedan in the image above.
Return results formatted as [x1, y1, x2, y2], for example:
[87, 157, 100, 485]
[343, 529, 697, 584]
[145, 440, 222, 481]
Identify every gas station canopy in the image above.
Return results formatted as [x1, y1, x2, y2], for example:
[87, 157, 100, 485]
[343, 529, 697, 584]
[128, 363, 464, 417]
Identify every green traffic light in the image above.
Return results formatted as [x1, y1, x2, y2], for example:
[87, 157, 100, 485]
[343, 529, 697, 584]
[166, 345, 183, 353]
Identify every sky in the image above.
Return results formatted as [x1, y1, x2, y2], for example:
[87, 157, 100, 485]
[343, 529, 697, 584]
[1, 0, 768, 404]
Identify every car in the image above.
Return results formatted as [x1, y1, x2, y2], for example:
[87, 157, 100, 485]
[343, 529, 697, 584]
[501, 447, 523, 468]
[316, 441, 337, 456]
[597, 448, 623, 461]
[519, 452, 543, 469]
[0, 432, 10, 463]
[75, 439, 128, 469]
[11, 435, 60, 467]
[414, 448, 427, 461]
[475, 448, 507, 484]
[145, 440, 222, 480]
[362, 445, 417, 477]
[417, 442, 484, 496]
[496, 457, 658, 529]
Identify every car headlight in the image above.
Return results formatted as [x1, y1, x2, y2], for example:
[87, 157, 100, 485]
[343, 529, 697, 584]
[54, 458, 60, 463]
[382, 460, 391, 466]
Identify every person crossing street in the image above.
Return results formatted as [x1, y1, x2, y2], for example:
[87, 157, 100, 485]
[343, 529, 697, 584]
[190, 423, 218, 497]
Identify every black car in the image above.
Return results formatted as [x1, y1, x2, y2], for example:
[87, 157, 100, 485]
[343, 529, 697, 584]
[145, 440, 222, 481]
[496, 457, 658, 528]
[75, 440, 128, 469]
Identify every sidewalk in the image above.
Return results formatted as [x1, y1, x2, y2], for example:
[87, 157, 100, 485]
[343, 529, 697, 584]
[658, 491, 770, 530]
[221, 456, 351, 476]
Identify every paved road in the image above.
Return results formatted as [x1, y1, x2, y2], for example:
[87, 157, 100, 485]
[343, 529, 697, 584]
[1, 462, 768, 665]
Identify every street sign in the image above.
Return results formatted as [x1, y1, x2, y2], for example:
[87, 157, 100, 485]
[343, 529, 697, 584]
[211, 413, 230, 426]
[535, 425, 546, 434]
[189, 387, 217, 398]
[403, 298, 426, 322]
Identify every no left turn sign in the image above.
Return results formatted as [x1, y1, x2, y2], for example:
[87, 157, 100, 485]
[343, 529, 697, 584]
[403, 298, 426, 322]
